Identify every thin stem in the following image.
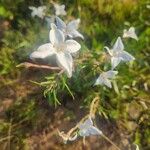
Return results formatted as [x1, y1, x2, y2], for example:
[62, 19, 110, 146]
[0, 136, 13, 143]
[101, 134, 121, 150]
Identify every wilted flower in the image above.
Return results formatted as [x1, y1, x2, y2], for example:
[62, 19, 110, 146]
[56, 16, 84, 39]
[94, 70, 118, 88]
[54, 3, 66, 16]
[30, 23, 81, 77]
[123, 27, 138, 41]
[105, 37, 135, 69]
[58, 130, 78, 144]
[78, 117, 102, 137]
[29, 6, 46, 19]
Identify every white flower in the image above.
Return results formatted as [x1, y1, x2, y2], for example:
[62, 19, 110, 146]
[94, 70, 118, 88]
[123, 27, 138, 41]
[146, 5, 150, 9]
[78, 117, 102, 137]
[29, 6, 46, 19]
[56, 16, 84, 39]
[30, 23, 81, 78]
[105, 37, 135, 69]
[54, 3, 67, 16]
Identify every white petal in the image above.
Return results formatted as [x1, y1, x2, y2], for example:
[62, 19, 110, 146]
[113, 37, 124, 51]
[55, 16, 66, 31]
[128, 27, 138, 40]
[87, 126, 102, 135]
[103, 79, 112, 88]
[31, 11, 37, 17]
[111, 57, 122, 69]
[79, 129, 89, 137]
[49, 24, 65, 45]
[65, 40, 81, 53]
[123, 27, 138, 41]
[94, 76, 103, 86]
[79, 118, 93, 130]
[68, 30, 84, 39]
[30, 43, 55, 60]
[129, 27, 135, 33]
[67, 19, 80, 31]
[119, 51, 135, 62]
[54, 4, 66, 16]
[38, 6, 46, 11]
[56, 52, 73, 78]
[50, 23, 57, 30]
[79, 126, 102, 137]
[105, 70, 118, 79]
[37, 6, 46, 19]
[29, 6, 36, 11]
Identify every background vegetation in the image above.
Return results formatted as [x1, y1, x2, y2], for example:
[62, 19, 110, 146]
[0, 0, 149, 149]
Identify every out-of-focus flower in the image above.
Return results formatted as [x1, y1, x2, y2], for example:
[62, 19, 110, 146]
[94, 70, 118, 88]
[105, 37, 135, 69]
[146, 5, 150, 9]
[29, 6, 46, 19]
[54, 3, 66, 16]
[123, 27, 138, 41]
[56, 16, 84, 39]
[78, 117, 102, 137]
[30, 23, 81, 77]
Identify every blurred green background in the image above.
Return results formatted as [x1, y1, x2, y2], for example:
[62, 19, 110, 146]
[0, 0, 149, 149]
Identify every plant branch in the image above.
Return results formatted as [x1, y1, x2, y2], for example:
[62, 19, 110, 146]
[16, 62, 61, 71]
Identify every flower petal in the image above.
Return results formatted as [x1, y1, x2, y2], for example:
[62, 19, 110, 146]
[103, 79, 112, 88]
[67, 19, 80, 30]
[68, 30, 84, 39]
[49, 23, 65, 45]
[65, 40, 81, 53]
[119, 51, 135, 62]
[30, 43, 55, 60]
[54, 4, 66, 16]
[113, 37, 124, 51]
[94, 76, 103, 86]
[56, 52, 73, 78]
[105, 70, 118, 79]
[123, 27, 138, 41]
[55, 16, 66, 31]
[87, 126, 102, 136]
[111, 57, 122, 69]
[79, 127, 100, 137]
[79, 118, 93, 130]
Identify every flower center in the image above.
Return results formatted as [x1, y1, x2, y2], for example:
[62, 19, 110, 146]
[112, 51, 120, 57]
[54, 43, 66, 52]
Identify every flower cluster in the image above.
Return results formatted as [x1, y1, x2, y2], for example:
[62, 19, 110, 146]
[95, 34, 136, 88]
[29, 2, 83, 78]
[27, 2, 138, 149]
[58, 98, 102, 143]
